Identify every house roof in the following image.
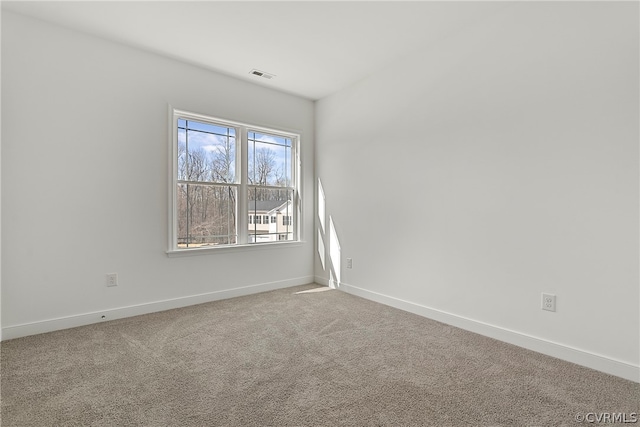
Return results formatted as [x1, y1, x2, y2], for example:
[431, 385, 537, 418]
[248, 200, 289, 213]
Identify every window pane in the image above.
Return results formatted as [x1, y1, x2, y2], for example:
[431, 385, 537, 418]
[247, 187, 293, 243]
[177, 183, 237, 247]
[180, 119, 236, 183]
[249, 141, 278, 185]
[186, 121, 234, 137]
[250, 132, 290, 146]
[208, 135, 236, 183]
[178, 128, 187, 181]
[248, 138, 255, 184]
[247, 133, 292, 187]
[270, 143, 291, 187]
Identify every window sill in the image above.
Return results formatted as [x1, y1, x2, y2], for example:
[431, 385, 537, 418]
[166, 240, 306, 257]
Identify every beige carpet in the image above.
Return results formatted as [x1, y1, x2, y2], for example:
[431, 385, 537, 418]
[1, 284, 638, 426]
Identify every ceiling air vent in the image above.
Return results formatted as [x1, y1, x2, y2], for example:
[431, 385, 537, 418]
[250, 69, 275, 80]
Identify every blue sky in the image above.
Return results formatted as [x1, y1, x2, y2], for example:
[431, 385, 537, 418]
[178, 119, 291, 186]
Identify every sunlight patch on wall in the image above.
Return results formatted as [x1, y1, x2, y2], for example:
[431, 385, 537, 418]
[318, 229, 326, 271]
[329, 216, 341, 288]
[318, 178, 326, 233]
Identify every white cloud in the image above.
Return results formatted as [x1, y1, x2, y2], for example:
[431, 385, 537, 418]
[187, 132, 230, 154]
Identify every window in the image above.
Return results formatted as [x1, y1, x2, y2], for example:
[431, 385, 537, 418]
[170, 109, 299, 251]
[283, 215, 292, 226]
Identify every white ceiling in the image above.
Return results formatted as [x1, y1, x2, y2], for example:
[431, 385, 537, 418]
[2, 1, 511, 100]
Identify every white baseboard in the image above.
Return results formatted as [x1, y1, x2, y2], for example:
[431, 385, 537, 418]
[337, 281, 640, 383]
[2, 276, 315, 341]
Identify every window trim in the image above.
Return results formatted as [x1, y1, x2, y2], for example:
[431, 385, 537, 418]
[167, 106, 301, 255]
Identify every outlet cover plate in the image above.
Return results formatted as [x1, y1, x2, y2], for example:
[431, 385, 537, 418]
[106, 273, 118, 287]
[542, 293, 556, 312]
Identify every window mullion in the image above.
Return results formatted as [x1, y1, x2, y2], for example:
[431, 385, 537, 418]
[237, 126, 248, 244]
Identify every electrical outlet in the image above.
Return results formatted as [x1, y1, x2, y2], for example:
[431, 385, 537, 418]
[106, 273, 118, 287]
[346, 258, 353, 269]
[542, 293, 556, 312]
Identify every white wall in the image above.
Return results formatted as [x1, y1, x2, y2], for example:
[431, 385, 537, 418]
[315, 2, 639, 380]
[1, 11, 314, 337]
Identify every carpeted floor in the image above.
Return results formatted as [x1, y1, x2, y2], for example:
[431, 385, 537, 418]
[1, 284, 638, 426]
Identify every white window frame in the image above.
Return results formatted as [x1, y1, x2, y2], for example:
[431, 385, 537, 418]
[167, 107, 301, 255]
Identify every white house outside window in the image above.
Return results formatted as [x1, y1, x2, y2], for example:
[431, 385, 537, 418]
[169, 109, 299, 251]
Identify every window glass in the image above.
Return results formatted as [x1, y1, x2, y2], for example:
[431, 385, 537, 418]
[172, 110, 298, 250]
